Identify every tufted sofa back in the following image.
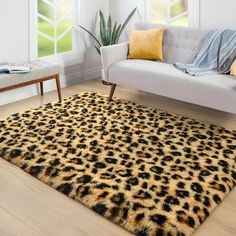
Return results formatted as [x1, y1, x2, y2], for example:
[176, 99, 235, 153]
[132, 21, 209, 64]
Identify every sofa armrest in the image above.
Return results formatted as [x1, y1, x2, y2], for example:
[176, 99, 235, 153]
[101, 42, 129, 82]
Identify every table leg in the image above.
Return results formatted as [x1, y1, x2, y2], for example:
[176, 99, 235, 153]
[40, 82, 44, 96]
[55, 75, 62, 102]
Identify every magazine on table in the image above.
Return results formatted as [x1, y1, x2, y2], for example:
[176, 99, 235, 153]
[0, 62, 30, 74]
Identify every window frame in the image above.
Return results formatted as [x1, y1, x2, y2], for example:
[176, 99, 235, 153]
[29, 0, 84, 66]
[139, 0, 200, 28]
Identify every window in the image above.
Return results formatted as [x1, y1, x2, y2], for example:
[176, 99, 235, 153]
[37, 0, 73, 57]
[145, 0, 199, 27]
[30, 0, 81, 64]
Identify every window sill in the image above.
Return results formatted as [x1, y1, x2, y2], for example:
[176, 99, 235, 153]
[39, 50, 85, 67]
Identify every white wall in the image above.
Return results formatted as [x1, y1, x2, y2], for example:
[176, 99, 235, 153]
[0, 0, 29, 62]
[109, 0, 139, 20]
[109, 0, 142, 41]
[199, 0, 236, 29]
[0, 0, 109, 105]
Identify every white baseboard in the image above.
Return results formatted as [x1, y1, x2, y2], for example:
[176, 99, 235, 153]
[0, 67, 101, 106]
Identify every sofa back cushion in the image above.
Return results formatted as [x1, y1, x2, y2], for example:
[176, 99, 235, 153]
[132, 21, 209, 64]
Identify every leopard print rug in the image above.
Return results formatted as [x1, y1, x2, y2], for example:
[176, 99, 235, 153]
[0, 92, 235, 236]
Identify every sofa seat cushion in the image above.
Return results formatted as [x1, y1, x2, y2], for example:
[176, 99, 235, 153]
[109, 59, 236, 113]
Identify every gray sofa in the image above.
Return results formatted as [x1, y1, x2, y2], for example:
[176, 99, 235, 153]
[101, 21, 236, 114]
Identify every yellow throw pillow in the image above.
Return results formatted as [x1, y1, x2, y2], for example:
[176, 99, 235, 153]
[230, 59, 236, 76]
[128, 28, 165, 61]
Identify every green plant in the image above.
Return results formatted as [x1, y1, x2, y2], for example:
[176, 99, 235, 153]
[79, 8, 137, 55]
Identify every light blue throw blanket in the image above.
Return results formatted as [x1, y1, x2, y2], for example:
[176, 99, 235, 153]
[174, 29, 236, 76]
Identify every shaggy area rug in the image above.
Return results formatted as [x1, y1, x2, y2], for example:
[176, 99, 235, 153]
[0, 92, 235, 236]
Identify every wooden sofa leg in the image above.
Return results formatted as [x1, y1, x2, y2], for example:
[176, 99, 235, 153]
[55, 74, 62, 102]
[109, 84, 117, 101]
[40, 82, 44, 96]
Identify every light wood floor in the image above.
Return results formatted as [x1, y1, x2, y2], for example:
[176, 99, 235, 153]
[0, 78, 235, 236]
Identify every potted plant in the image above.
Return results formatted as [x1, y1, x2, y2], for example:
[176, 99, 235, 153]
[79, 8, 137, 84]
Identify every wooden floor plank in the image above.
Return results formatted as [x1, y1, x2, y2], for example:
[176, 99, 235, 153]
[0, 205, 39, 236]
